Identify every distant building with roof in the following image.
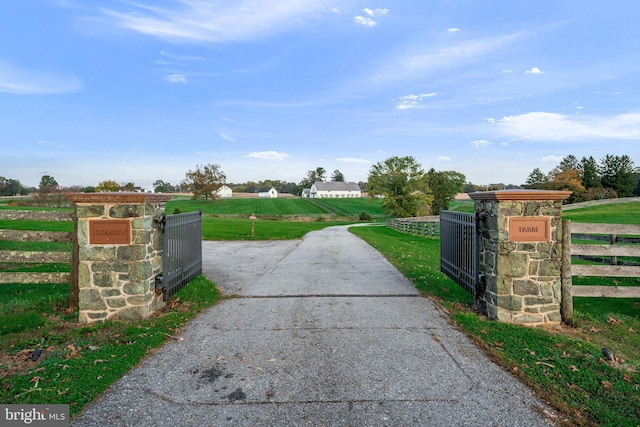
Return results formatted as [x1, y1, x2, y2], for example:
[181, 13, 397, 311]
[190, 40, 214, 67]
[309, 182, 361, 198]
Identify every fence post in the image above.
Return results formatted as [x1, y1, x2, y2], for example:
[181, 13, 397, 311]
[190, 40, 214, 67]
[560, 219, 573, 324]
[67, 192, 172, 324]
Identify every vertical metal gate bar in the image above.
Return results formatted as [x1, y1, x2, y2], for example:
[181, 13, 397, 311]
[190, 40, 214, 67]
[440, 210, 477, 296]
[161, 211, 202, 299]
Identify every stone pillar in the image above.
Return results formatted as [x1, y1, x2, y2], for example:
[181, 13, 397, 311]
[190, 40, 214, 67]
[67, 193, 172, 324]
[469, 190, 571, 326]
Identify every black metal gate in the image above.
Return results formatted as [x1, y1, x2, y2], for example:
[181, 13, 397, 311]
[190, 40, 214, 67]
[159, 211, 202, 299]
[440, 210, 479, 296]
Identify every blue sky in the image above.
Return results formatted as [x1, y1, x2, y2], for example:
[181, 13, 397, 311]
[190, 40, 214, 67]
[2, 1, 639, 190]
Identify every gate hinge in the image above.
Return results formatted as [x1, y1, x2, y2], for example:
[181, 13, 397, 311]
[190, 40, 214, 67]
[154, 213, 167, 233]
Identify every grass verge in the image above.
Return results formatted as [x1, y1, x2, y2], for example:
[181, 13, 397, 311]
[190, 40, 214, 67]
[350, 225, 640, 427]
[0, 275, 222, 418]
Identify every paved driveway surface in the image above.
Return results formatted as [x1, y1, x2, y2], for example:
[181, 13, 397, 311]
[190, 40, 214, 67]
[72, 226, 555, 426]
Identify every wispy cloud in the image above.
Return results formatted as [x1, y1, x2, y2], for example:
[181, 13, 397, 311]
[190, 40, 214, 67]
[101, 0, 338, 43]
[166, 74, 187, 83]
[540, 155, 564, 162]
[368, 32, 523, 85]
[438, 156, 452, 161]
[494, 112, 640, 141]
[160, 50, 205, 62]
[447, 28, 459, 33]
[0, 61, 81, 94]
[471, 139, 491, 148]
[218, 132, 235, 142]
[243, 151, 291, 161]
[396, 93, 436, 110]
[336, 157, 371, 164]
[354, 16, 376, 27]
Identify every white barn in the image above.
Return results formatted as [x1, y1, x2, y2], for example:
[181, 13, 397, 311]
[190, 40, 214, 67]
[309, 182, 361, 198]
[258, 187, 278, 198]
[216, 185, 233, 198]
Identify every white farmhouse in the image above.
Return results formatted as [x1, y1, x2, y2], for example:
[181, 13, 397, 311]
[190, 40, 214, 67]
[309, 182, 361, 198]
[258, 187, 278, 198]
[216, 185, 233, 198]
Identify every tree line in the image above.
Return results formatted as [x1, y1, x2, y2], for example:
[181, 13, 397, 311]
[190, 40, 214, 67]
[523, 154, 640, 203]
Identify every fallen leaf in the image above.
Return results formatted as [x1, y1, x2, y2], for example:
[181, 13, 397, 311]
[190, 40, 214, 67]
[589, 327, 602, 333]
[93, 359, 108, 365]
[494, 342, 504, 348]
[601, 380, 613, 390]
[623, 375, 632, 383]
[569, 365, 579, 371]
[266, 359, 276, 363]
[535, 361, 555, 368]
[607, 317, 619, 325]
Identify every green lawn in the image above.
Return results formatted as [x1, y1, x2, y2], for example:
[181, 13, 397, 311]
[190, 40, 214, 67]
[562, 202, 640, 224]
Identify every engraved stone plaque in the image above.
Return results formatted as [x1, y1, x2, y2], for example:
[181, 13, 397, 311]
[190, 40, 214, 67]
[89, 219, 131, 245]
[508, 217, 550, 242]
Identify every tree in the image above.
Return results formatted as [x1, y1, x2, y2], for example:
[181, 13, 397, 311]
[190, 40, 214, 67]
[299, 167, 327, 188]
[426, 169, 466, 214]
[183, 163, 226, 201]
[578, 156, 601, 189]
[96, 180, 121, 192]
[546, 169, 585, 203]
[557, 154, 579, 172]
[599, 154, 636, 197]
[331, 170, 345, 182]
[523, 168, 549, 189]
[0, 177, 26, 196]
[39, 175, 58, 189]
[367, 156, 433, 217]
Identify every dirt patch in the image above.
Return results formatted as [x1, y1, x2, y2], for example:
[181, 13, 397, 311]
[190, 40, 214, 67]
[0, 349, 44, 379]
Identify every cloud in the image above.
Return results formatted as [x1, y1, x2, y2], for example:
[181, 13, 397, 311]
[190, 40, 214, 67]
[336, 157, 371, 164]
[0, 61, 81, 94]
[166, 74, 187, 83]
[101, 0, 336, 43]
[218, 132, 234, 142]
[438, 156, 452, 161]
[493, 112, 640, 141]
[243, 151, 291, 161]
[502, 69, 512, 74]
[539, 155, 564, 162]
[396, 93, 436, 110]
[447, 28, 459, 33]
[471, 140, 491, 148]
[354, 16, 376, 27]
[160, 50, 205, 62]
[525, 67, 543, 74]
[368, 32, 523, 85]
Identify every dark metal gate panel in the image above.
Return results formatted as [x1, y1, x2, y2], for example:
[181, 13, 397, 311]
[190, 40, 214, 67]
[440, 210, 478, 296]
[161, 211, 202, 299]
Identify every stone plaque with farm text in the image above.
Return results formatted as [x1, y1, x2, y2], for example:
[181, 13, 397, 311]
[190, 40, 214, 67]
[89, 219, 131, 245]
[508, 217, 550, 242]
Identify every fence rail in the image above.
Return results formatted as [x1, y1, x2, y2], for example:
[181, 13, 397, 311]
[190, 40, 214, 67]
[564, 221, 640, 299]
[0, 210, 73, 285]
[386, 216, 440, 238]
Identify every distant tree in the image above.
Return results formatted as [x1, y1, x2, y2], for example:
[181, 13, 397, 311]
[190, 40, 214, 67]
[426, 169, 466, 214]
[634, 167, 640, 196]
[299, 167, 327, 188]
[367, 156, 433, 217]
[578, 156, 601, 189]
[558, 154, 579, 172]
[331, 170, 345, 182]
[96, 180, 121, 192]
[546, 169, 585, 203]
[39, 175, 58, 189]
[523, 168, 549, 189]
[599, 154, 636, 197]
[0, 177, 26, 196]
[183, 163, 226, 202]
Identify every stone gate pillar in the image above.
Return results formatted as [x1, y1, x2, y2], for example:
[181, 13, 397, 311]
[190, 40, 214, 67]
[67, 193, 172, 324]
[469, 190, 571, 325]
